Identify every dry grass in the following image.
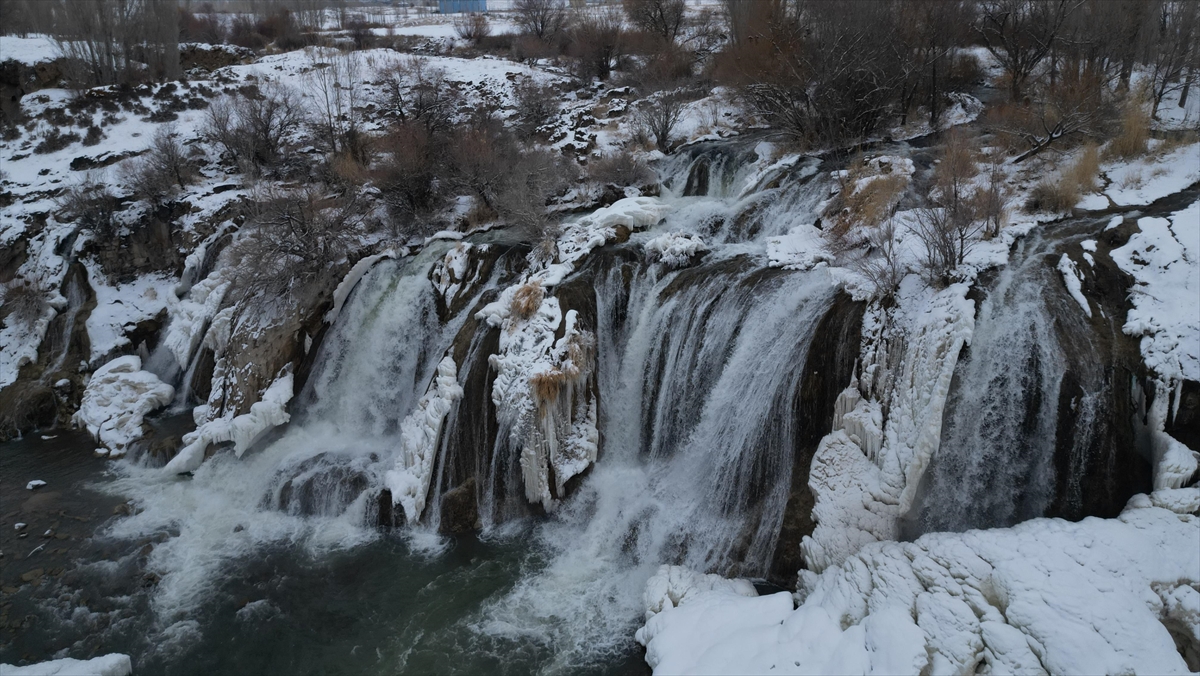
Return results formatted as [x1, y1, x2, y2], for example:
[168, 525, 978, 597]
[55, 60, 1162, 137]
[510, 281, 545, 321]
[1066, 143, 1100, 193]
[530, 370, 566, 406]
[827, 164, 908, 244]
[0, 279, 48, 327]
[1026, 178, 1080, 213]
[1105, 101, 1150, 160]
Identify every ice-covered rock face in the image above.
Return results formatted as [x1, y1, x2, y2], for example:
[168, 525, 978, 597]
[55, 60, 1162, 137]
[72, 355, 174, 457]
[638, 498, 1200, 676]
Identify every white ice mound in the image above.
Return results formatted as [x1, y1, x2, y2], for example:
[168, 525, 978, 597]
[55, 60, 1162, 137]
[385, 355, 463, 523]
[1, 653, 133, 676]
[637, 503, 1200, 675]
[644, 231, 709, 268]
[72, 355, 174, 456]
[767, 223, 834, 272]
[541, 196, 670, 285]
[163, 371, 293, 474]
[641, 564, 758, 621]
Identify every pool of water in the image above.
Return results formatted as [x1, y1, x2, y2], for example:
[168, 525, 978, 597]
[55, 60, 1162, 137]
[0, 428, 648, 675]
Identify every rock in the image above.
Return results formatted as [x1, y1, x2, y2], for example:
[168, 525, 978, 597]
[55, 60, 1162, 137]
[19, 568, 43, 583]
[26, 480, 46, 490]
[439, 477, 481, 534]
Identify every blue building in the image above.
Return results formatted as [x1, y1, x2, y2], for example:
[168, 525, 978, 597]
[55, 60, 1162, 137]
[438, 0, 486, 12]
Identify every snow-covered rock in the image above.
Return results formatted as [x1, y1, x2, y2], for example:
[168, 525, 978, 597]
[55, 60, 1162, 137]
[1056, 254, 1092, 318]
[26, 480, 46, 490]
[72, 355, 174, 456]
[638, 502, 1200, 675]
[0, 654, 132, 676]
[163, 371, 293, 474]
[644, 231, 709, 268]
[767, 223, 834, 272]
[385, 355, 464, 523]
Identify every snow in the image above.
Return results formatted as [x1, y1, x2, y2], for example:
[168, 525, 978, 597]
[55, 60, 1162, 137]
[0, 654, 132, 676]
[384, 355, 463, 523]
[84, 266, 176, 363]
[0, 34, 61, 67]
[161, 272, 230, 371]
[802, 281, 975, 572]
[1111, 201, 1200, 384]
[638, 500, 1200, 675]
[163, 371, 293, 475]
[1104, 143, 1200, 207]
[767, 224, 833, 272]
[72, 355, 174, 456]
[26, 480, 46, 490]
[1056, 254, 1092, 318]
[643, 231, 708, 268]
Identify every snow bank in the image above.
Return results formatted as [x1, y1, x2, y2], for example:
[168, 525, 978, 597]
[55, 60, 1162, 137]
[1111, 201, 1200, 384]
[385, 355, 463, 523]
[802, 282, 975, 572]
[1104, 143, 1200, 207]
[163, 371, 293, 474]
[643, 231, 708, 268]
[0, 654, 132, 676]
[72, 355, 174, 456]
[85, 266, 175, 363]
[638, 500, 1200, 675]
[541, 197, 671, 286]
[0, 35, 61, 67]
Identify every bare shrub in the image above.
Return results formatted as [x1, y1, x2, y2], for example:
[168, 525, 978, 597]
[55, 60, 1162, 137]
[912, 131, 984, 282]
[379, 58, 461, 134]
[854, 217, 906, 298]
[825, 154, 909, 247]
[448, 120, 572, 227]
[514, 0, 567, 42]
[307, 49, 369, 164]
[179, 7, 225, 44]
[123, 124, 195, 204]
[0, 279, 49, 328]
[513, 79, 561, 139]
[374, 123, 446, 232]
[570, 8, 624, 81]
[453, 13, 491, 44]
[57, 174, 123, 237]
[634, 93, 684, 152]
[974, 158, 1008, 239]
[510, 281, 545, 320]
[587, 150, 654, 186]
[82, 125, 104, 146]
[228, 189, 364, 300]
[203, 83, 303, 175]
[34, 128, 81, 154]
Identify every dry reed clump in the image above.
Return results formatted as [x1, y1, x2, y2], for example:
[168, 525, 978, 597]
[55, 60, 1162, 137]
[0, 279, 48, 326]
[825, 154, 909, 245]
[1105, 99, 1150, 161]
[1026, 178, 1080, 213]
[530, 369, 568, 407]
[510, 281, 545, 321]
[1066, 143, 1100, 193]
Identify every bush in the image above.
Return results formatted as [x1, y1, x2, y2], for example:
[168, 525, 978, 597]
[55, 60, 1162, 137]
[587, 150, 654, 186]
[375, 123, 446, 231]
[453, 13, 491, 43]
[514, 0, 567, 42]
[57, 175, 123, 237]
[513, 79, 560, 138]
[34, 128, 81, 154]
[634, 93, 685, 152]
[1066, 143, 1100, 193]
[379, 58, 462, 134]
[510, 281, 545, 320]
[203, 83, 303, 175]
[570, 9, 624, 81]
[0, 279, 48, 328]
[123, 124, 195, 204]
[179, 8, 225, 44]
[1025, 178, 1080, 213]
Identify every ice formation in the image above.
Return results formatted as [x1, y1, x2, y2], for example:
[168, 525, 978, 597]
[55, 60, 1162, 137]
[638, 498, 1200, 675]
[643, 231, 709, 268]
[802, 283, 975, 572]
[72, 355, 175, 456]
[163, 371, 293, 474]
[0, 654, 133, 676]
[26, 480, 46, 490]
[1056, 254, 1092, 318]
[767, 224, 835, 272]
[385, 355, 464, 523]
[324, 250, 397, 324]
[161, 272, 230, 370]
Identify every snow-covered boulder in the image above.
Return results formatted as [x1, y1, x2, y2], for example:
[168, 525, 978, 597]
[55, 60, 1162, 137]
[72, 355, 174, 457]
[644, 231, 709, 268]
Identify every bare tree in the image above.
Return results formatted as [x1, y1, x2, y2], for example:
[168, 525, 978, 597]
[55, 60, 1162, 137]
[623, 0, 686, 43]
[307, 48, 367, 163]
[1144, 0, 1199, 117]
[855, 217, 907, 298]
[570, 6, 624, 81]
[635, 92, 685, 152]
[913, 130, 983, 283]
[453, 13, 492, 43]
[49, 0, 180, 87]
[123, 124, 195, 204]
[204, 83, 304, 174]
[514, 0, 567, 42]
[379, 57, 462, 134]
[975, 0, 1079, 102]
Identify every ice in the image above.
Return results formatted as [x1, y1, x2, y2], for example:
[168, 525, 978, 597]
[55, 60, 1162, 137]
[26, 480, 46, 490]
[638, 502, 1200, 675]
[384, 355, 464, 523]
[72, 355, 174, 456]
[766, 223, 834, 272]
[0, 654, 132, 676]
[1056, 254, 1092, 318]
[643, 231, 709, 268]
[163, 371, 293, 475]
[325, 250, 398, 324]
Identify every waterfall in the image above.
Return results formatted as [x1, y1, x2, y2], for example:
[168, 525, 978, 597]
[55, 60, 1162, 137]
[469, 257, 836, 669]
